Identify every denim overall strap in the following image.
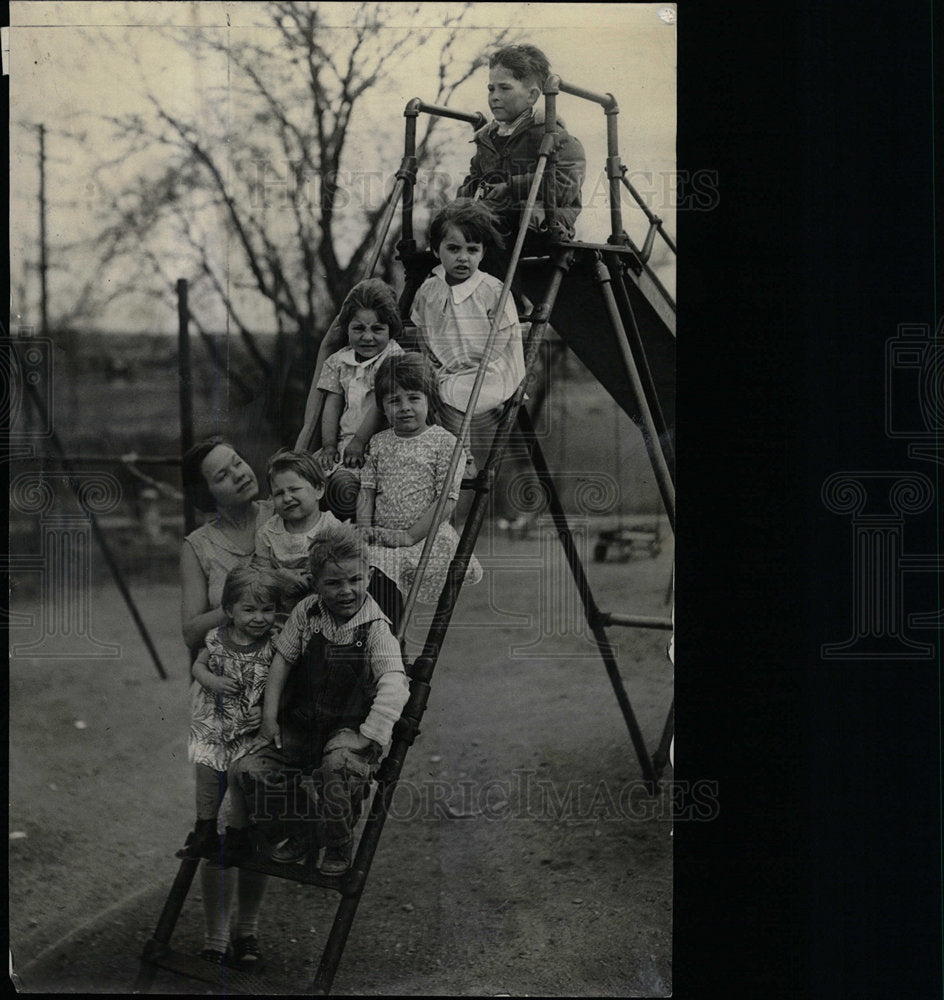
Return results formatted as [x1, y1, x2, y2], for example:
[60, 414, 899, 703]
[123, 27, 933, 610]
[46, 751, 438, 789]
[283, 621, 374, 735]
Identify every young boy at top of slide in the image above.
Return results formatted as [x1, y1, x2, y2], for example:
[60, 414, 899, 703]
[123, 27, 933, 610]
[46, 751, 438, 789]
[457, 43, 586, 250]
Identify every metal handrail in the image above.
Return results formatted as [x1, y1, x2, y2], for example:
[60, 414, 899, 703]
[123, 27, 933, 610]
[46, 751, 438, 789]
[403, 98, 486, 129]
[395, 104, 559, 644]
[549, 74, 677, 267]
[620, 173, 677, 258]
[400, 80, 677, 269]
[362, 101, 487, 282]
[397, 100, 487, 253]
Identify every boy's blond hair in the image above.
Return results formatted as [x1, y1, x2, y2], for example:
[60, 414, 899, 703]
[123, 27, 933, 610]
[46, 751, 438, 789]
[308, 524, 369, 581]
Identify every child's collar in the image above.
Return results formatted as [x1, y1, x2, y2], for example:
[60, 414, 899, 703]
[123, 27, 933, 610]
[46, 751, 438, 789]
[473, 104, 561, 141]
[495, 106, 534, 137]
[432, 263, 488, 303]
[314, 592, 389, 628]
[220, 623, 268, 651]
[338, 343, 393, 367]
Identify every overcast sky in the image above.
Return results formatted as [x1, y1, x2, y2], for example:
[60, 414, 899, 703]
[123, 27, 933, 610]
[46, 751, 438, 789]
[10, 2, 676, 332]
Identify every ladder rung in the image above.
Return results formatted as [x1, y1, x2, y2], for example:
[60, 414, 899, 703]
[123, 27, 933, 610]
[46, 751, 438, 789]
[222, 853, 351, 893]
[598, 612, 673, 630]
[142, 944, 272, 993]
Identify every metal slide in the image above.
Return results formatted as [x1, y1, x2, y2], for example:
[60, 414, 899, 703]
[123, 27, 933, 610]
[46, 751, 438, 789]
[136, 75, 676, 997]
[515, 246, 675, 442]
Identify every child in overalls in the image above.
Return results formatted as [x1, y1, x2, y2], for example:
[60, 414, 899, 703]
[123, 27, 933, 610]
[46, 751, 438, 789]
[228, 525, 409, 875]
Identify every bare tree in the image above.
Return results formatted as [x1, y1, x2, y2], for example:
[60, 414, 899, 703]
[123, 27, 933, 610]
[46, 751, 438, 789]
[68, 2, 514, 436]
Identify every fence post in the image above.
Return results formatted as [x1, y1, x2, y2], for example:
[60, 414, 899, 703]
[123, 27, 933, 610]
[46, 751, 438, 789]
[177, 279, 195, 535]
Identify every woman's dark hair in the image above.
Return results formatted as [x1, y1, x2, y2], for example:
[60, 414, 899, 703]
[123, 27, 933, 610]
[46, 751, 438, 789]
[489, 43, 550, 88]
[181, 436, 231, 512]
[374, 352, 441, 418]
[336, 278, 403, 340]
[429, 199, 506, 251]
[266, 448, 326, 490]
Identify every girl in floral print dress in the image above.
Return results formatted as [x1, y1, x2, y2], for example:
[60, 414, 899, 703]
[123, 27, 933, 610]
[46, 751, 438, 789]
[182, 565, 281, 862]
[358, 353, 482, 609]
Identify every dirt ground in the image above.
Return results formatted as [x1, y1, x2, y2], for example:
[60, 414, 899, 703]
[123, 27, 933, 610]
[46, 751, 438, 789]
[8, 521, 674, 996]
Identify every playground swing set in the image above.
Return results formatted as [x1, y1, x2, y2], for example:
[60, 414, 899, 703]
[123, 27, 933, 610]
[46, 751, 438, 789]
[133, 73, 676, 995]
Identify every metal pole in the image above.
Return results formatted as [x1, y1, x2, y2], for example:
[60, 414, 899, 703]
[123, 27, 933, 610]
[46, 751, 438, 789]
[557, 79, 616, 107]
[177, 279, 195, 535]
[407, 99, 486, 126]
[619, 174, 678, 257]
[516, 405, 658, 789]
[366, 176, 407, 280]
[134, 857, 201, 992]
[22, 383, 169, 680]
[650, 698, 675, 779]
[398, 98, 486, 255]
[603, 100, 626, 243]
[592, 257, 675, 531]
[400, 101, 419, 253]
[38, 124, 49, 338]
[311, 719, 418, 994]
[397, 128, 558, 642]
[432, 255, 572, 641]
[542, 77, 559, 236]
[604, 253, 676, 477]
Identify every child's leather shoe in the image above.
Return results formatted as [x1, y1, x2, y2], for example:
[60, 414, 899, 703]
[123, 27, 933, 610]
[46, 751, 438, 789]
[270, 830, 310, 864]
[319, 841, 352, 876]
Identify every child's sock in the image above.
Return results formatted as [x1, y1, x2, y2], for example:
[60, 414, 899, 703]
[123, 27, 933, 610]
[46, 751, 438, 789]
[200, 863, 237, 954]
[234, 869, 268, 939]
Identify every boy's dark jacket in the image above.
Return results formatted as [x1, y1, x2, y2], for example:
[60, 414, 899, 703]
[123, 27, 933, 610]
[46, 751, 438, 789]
[457, 107, 586, 242]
